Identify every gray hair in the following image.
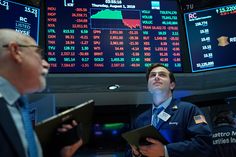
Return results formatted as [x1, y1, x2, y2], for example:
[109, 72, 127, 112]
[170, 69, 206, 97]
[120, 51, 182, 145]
[0, 29, 31, 56]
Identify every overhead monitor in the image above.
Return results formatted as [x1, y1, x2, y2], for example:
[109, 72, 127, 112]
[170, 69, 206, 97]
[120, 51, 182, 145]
[45, 0, 183, 73]
[184, 3, 236, 72]
[0, 0, 40, 43]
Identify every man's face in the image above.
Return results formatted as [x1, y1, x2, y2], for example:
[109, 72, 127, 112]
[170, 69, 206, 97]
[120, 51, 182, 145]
[19, 40, 49, 93]
[147, 66, 175, 95]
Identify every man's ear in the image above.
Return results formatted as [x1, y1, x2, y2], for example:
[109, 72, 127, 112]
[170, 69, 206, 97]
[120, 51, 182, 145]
[8, 43, 22, 63]
[170, 81, 176, 90]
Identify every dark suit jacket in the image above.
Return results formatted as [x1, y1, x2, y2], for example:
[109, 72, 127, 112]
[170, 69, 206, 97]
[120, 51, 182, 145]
[0, 98, 26, 157]
[0, 97, 70, 157]
[134, 99, 213, 157]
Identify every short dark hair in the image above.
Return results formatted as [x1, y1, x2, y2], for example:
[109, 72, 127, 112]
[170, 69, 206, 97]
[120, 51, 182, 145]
[214, 111, 235, 126]
[146, 63, 176, 84]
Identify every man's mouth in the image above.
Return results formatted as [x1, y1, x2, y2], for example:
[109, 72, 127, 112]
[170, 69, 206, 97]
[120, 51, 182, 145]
[153, 82, 162, 86]
[42, 69, 48, 76]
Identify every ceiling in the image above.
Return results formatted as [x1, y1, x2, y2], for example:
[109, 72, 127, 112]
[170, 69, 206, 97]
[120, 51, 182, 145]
[29, 67, 236, 106]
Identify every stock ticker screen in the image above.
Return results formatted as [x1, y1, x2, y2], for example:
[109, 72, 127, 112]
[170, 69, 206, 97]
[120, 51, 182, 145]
[0, 0, 40, 43]
[184, 4, 236, 72]
[45, 0, 183, 73]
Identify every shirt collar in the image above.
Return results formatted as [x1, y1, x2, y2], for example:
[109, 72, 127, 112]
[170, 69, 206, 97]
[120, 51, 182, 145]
[153, 96, 172, 110]
[0, 76, 20, 105]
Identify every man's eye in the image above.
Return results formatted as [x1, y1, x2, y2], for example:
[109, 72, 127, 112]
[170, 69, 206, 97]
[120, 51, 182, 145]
[149, 73, 156, 77]
[159, 73, 167, 77]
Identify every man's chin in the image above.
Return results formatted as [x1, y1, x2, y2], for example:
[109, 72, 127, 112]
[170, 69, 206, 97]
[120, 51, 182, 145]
[26, 86, 46, 94]
[36, 80, 47, 92]
[149, 88, 162, 94]
[39, 83, 47, 92]
[37, 87, 46, 92]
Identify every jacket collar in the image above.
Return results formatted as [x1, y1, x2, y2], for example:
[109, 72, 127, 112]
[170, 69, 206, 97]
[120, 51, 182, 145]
[155, 98, 179, 129]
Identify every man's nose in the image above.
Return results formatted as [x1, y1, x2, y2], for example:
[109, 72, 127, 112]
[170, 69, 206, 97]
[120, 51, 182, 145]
[42, 59, 50, 69]
[154, 74, 160, 80]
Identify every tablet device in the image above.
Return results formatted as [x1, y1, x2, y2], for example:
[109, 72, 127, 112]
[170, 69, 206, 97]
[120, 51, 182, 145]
[122, 125, 168, 147]
[35, 99, 94, 151]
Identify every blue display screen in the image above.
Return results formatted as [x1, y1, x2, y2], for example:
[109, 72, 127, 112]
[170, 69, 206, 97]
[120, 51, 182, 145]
[184, 4, 236, 72]
[0, 0, 40, 43]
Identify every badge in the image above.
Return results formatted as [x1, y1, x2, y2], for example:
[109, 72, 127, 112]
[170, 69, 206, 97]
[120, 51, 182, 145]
[172, 105, 178, 110]
[158, 111, 171, 122]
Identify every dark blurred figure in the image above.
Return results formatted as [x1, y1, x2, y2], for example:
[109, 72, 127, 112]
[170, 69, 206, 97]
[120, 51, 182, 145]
[212, 110, 236, 157]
